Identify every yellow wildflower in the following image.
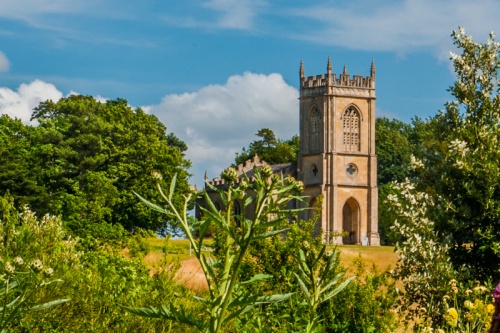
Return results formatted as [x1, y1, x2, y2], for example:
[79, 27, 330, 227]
[487, 303, 495, 315]
[445, 307, 459, 328]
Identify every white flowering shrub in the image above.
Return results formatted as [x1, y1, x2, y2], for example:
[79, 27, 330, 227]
[388, 179, 457, 328]
[408, 28, 500, 280]
[0, 195, 78, 330]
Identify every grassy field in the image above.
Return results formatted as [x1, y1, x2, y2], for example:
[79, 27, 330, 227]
[141, 238, 398, 289]
[336, 244, 397, 272]
[143, 238, 398, 269]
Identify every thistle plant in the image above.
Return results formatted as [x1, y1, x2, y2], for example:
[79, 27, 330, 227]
[293, 243, 354, 333]
[124, 166, 306, 333]
[0, 257, 68, 332]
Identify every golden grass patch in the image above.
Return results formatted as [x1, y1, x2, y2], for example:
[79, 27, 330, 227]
[140, 239, 398, 292]
[337, 245, 397, 272]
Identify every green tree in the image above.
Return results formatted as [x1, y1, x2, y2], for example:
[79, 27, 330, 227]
[375, 117, 412, 185]
[11, 95, 193, 234]
[234, 128, 299, 166]
[404, 28, 500, 280]
[375, 117, 413, 244]
[0, 116, 50, 211]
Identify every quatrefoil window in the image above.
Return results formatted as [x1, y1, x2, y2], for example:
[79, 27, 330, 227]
[346, 164, 358, 176]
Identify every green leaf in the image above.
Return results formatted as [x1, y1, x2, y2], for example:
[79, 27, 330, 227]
[224, 304, 255, 323]
[254, 292, 294, 304]
[191, 295, 210, 305]
[133, 191, 170, 215]
[253, 228, 290, 240]
[311, 245, 326, 270]
[294, 273, 311, 302]
[121, 304, 205, 332]
[197, 219, 211, 240]
[240, 274, 273, 285]
[320, 276, 355, 304]
[29, 298, 70, 312]
[169, 173, 177, 202]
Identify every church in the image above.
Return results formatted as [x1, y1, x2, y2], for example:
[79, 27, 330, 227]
[201, 58, 380, 246]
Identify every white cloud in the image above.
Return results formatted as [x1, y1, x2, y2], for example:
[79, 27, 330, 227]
[0, 0, 88, 19]
[0, 52, 9, 72]
[162, 0, 266, 30]
[286, 0, 500, 56]
[144, 72, 299, 187]
[0, 80, 63, 123]
[203, 0, 266, 30]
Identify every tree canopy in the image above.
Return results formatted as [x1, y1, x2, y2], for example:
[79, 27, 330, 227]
[234, 128, 299, 166]
[0, 95, 191, 234]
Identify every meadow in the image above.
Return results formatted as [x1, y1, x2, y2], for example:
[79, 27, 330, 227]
[141, 237, 398, 291]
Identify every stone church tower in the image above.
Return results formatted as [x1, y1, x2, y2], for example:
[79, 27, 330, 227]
[298, 58, 380, 245]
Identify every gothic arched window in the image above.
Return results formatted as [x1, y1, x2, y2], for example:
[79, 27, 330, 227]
[342, 107, 361, 152]
[309, 107, 321, 152]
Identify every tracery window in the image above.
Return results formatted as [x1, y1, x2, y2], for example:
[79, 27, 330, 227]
[309, 108, 321, 152]
[342, 107, 360, 152]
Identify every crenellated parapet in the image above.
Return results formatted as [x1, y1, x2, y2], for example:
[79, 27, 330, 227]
[205, 155, 268, 187]
[300, 59, 375, 98]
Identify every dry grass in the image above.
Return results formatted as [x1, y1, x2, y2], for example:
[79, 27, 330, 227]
[337, 245, 397, 272]
[174, 257, 208, 291]
[140, 239, 398, 292]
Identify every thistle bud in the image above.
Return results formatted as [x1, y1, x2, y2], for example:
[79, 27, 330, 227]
[43, 267, 54, 277]
[4, 262, 15, 275]
[260, 165, 273, 179]
[30, 259, 43, 273]
[222, 167, 238, 184]
[151, 171, 163, 181]
[295, 181, 304, 193]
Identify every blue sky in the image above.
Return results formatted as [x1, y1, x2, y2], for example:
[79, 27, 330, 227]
[1, 0, 499, 188]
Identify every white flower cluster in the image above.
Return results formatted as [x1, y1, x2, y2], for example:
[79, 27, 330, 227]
[388, 179, 455, 318]
[409, 155, 424, 170]
[449, 139, 469, 157]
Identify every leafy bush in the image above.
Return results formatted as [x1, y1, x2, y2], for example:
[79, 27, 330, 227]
[319, 260, 399, 333]
[414, 280, 493, 333]
[0, 193, 200, 332]
[0, 194, 76, 331]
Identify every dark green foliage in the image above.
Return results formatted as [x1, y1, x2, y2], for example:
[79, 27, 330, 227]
[0, 95, 192, 234]
[375, 117, 412, 185]
[0, 116, 49, 211]
[378, 183, 400, 245]
[234, 128, 299, 165]
[375, 117, 413, 245]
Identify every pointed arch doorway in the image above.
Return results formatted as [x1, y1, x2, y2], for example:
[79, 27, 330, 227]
[342, 198, 360, 244]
